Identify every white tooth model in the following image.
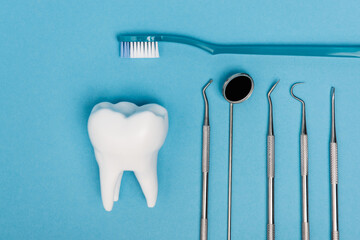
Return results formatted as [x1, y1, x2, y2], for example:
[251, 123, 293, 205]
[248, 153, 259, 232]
[88, 102, 169, 211]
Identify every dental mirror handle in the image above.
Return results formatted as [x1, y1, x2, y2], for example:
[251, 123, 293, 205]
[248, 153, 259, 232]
[227, 103, 233, 240]
[201, 124, 210, 240]
[301, 134, 310, 240]
[222, 74, 254, 240]
[267, 135, 275, 240]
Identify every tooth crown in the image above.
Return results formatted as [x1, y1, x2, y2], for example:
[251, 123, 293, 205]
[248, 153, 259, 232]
[88, 102, 168, 211]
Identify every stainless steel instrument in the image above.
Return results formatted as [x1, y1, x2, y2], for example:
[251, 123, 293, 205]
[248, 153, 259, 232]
[222, 73, 254, 240]
[201, 79, 212, 240]
[330, 87, 339, 240]
[267, 80, 279, 240]
[291, 82, 310, 240]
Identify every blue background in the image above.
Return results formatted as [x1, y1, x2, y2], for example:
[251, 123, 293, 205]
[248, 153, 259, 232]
[1, 1, 360, 239]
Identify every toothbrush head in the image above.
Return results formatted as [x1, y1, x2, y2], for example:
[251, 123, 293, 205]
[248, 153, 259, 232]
[119, 37, 159, 58]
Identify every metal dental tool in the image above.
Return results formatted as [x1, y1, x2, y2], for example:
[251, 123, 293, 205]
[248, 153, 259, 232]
[330, 87, 339, 240]
[201, 79, 212, 240]
[267, 80, 280, 240]
[290, 82, 310, 240]
[222, 73, 254, 240]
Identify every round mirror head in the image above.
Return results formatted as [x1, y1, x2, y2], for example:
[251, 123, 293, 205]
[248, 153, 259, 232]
[223, 73, 254, 104]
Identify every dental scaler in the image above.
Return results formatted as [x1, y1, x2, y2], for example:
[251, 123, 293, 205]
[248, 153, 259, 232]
[291, 83, 310, 240]
[200, 79, 212, 240]
[267, 80, 279, 240]
[330, 87, 339, 240]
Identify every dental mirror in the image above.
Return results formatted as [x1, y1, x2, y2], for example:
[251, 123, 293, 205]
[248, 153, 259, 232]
[222, 73, 254, 240]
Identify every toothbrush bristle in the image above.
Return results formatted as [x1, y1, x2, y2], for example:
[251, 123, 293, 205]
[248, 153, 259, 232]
[120, 41, 159, 58]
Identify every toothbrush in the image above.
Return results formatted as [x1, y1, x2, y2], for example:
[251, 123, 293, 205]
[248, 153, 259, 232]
[117, 34, 360, 58]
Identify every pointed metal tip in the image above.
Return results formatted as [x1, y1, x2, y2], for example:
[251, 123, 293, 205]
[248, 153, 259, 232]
[267, 80, 279, 136]
[202, 79, 212, 126]
[291, 82, 304, 89]
[268, 80, 280, 97]
[290, 82, 305, 102]
[203, 79, 213, 92]
[331, 86, 336, 142]
[290, 82, 307, 134]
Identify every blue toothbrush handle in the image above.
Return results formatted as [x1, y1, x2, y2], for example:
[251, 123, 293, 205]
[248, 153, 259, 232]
[118, 34, 360, 58]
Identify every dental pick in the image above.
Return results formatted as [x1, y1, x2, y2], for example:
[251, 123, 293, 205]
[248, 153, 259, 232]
[201, 79, 212, 240]
[291, 83, 310, 240]
[330, 87, 339, 240]
[267, 80, 279, 240]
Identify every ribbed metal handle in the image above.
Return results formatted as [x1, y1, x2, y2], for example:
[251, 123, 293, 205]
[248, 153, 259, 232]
[202, 125, 210, 173]
[302, 222, 310, 240]
[332, 230, 339, 240]
[200, 218, 207, 240]
[301, 134, 308, 176]
[267, 135, 275, 178]
[330, 142, 338, 184]
[267, 223, 275, 240]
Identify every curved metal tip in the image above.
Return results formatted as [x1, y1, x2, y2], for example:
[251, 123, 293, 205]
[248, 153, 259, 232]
[291, 82, 307, 134]
[268, 80, 280, 98]
[267, 80, 279, 136]
[290, 82, 305, 104]
[203, 79, 213, 93]
[331, 86, 336, 142]
[202, 79, 212, 126]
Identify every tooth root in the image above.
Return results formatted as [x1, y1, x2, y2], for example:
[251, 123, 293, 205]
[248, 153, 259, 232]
[113, 172, 123, 202]
[134, 159, 158, 208]
[99, 164, 121, 211]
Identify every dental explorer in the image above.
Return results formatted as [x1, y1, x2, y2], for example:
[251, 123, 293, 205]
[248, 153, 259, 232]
[330, 87, 339, 240]
[201, 79, 212, 240]
[267, 80, 279, 240]
[291, 83, 310, 240]
[222, 73, 254, 240]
